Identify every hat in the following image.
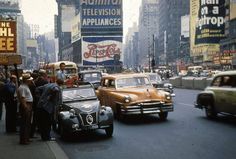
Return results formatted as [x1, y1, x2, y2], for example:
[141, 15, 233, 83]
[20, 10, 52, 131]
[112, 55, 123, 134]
[10, 75, 17, 79]
[38, 69, 46, 76]
[22, 73, 33, 81]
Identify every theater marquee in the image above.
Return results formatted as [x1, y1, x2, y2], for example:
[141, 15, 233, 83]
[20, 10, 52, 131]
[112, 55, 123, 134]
[0, 20, 17, 53]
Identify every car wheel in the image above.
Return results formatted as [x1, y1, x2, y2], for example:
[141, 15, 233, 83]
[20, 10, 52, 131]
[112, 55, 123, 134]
[116, 105, 124, 121]
[105, 124, 113, 137]
[159, 112, 168, 121]
[205, 103, 217, 119]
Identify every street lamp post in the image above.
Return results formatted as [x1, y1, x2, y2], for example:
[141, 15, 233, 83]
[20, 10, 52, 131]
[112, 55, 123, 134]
[96, 49, 98, 68]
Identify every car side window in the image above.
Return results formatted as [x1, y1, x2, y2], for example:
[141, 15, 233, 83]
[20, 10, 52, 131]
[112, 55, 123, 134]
[232, 76, 236, 87]
[211, 76, 221, 87]
[108, 80, 115, 88]
[102, 79, 109, 87]
[220, 76, 232, 87]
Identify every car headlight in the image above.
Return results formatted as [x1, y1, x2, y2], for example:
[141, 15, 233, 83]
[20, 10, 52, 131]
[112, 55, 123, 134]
[164, 83, 172, 88]
[124, 96, 131, 103]
[69, 109, 76, 117]
[165, 94, 171, 100]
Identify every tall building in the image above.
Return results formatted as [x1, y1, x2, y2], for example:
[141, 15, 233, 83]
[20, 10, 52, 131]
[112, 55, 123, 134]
[56, 0, 123, 72]
[138, 0, 159, 67]
[124, 23, 139, 68]
[219, 0, 236, 69]
[55, 0, 80, 61]
[157, 0, 189, 67]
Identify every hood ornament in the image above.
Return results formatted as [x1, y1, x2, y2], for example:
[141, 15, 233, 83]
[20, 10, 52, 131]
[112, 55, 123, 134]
[146, 89, 151, 97]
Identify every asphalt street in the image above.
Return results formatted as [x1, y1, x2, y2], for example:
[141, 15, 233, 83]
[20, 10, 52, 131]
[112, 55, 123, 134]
[57, 88, 236, 159]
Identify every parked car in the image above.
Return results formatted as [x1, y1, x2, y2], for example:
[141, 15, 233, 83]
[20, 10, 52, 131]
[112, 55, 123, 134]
[145, 73, 174, 95]
[97, 73, 174, 120]
[195, 71, 236, 118]
[57, 82, 114, 139]
[78, 70, 102, 89]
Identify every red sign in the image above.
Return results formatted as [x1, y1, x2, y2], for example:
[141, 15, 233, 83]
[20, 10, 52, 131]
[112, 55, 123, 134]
[0, 21, 17, 53]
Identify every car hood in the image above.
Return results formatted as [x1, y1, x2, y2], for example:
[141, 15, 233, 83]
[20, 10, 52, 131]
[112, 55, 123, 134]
[65, 100, 100, 113]
[114, 86, 166, 101]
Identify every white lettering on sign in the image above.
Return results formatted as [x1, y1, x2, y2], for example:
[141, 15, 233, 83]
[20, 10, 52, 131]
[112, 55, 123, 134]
[82, 8, 121, 16]
[84, 43, 121, 59]
[81, 0, 122, 5]
[82, 18, 122, 26]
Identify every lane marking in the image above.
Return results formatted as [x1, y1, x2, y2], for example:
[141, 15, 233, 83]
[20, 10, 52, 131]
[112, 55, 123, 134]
[176, 102, 194, 107]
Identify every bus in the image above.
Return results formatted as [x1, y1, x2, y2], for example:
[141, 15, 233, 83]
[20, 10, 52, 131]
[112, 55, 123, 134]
[43, 61, 78, 86]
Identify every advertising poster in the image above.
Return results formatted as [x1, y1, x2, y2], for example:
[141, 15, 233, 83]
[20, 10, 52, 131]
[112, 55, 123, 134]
[190, 0, 226, 59]
[81, 0, 123, 35]
[82, 37, 122, 66]
[71, 14, 81, 43]
[61, 5, 76, 32]
[230, 0, 236, 20]
[0, 20, 17, 53]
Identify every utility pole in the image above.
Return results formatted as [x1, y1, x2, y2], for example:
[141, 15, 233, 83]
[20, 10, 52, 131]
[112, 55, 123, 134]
[152, 34, 155, 71]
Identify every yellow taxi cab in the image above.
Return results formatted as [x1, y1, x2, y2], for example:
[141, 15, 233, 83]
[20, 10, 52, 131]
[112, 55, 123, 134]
[97, 73, 174, 120]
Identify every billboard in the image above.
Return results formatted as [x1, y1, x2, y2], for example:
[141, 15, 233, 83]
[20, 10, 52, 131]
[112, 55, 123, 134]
[190, 0, 226, 59]
[230, 0, 236, 20]
[71, 14, 81, 43]
[0, 20, 17, 53]
[82, 37, 122, 66]
[61, 5, 76, 32]
[181, 15, 190, 38]
[81, 0, 123, 35]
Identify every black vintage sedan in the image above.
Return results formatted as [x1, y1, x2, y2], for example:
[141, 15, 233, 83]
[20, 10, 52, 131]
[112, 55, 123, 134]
[57, 83, 114, 139]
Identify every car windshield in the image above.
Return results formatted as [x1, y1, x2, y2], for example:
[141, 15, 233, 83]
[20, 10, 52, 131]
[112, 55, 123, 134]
[62, 87, 96, 101]
[149, 74, 162, 82]
[116, 77, 152, 88]
[83, 73, 101, 82]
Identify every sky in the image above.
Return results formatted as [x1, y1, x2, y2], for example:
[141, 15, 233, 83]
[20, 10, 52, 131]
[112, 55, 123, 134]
[21, 0, 142, 36]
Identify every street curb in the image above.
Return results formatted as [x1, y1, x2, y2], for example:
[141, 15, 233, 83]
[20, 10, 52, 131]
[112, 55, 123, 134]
[47, 141, 69, 159]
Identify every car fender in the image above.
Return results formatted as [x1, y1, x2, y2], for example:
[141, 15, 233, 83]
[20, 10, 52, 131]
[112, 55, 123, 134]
[197, 90, 215, 107]
[58, 111, 80, 129]
[99, 106, 114, 126]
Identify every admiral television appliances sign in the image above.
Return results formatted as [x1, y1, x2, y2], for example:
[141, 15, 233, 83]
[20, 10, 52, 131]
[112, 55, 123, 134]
[81, 0, 123, 35]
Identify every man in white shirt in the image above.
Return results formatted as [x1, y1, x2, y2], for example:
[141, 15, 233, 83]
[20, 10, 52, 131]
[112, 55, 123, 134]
[18, 73, 33, 145]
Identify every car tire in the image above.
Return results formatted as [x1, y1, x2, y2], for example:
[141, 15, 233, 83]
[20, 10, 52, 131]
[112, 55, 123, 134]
[205, 103, 217, 119]
[105, 124, 113, 137]
[116, 105, 124, 121]
[159, 112, 168, 121]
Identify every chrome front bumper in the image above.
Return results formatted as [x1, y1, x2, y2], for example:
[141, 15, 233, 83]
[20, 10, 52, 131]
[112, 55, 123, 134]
[120, 102, 174, 115]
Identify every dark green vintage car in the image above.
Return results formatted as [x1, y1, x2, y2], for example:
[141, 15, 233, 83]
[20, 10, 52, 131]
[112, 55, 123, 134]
[57, 83, 114, 139]
[195, 71, 236, 118]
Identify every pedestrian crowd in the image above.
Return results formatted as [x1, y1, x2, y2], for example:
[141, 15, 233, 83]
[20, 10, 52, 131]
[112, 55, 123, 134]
[0, 68, 63, 145]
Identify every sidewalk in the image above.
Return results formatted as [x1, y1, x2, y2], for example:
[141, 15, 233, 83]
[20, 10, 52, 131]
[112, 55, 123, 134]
[0, 106, 68, 159]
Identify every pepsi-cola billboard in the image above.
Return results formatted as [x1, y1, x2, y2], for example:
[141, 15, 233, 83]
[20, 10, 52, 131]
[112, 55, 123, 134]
[82, 36, 122, 66]
[81, 0, 123, 36]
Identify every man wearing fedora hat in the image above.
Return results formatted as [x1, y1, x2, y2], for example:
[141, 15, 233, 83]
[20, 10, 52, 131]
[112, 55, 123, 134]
[18, 73, 34, 145]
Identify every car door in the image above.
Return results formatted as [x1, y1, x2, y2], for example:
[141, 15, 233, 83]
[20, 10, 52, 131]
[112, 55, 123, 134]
[225, 75, 236, 114]
[214, 75, 234, 113]
[209, 76, 223, 112]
